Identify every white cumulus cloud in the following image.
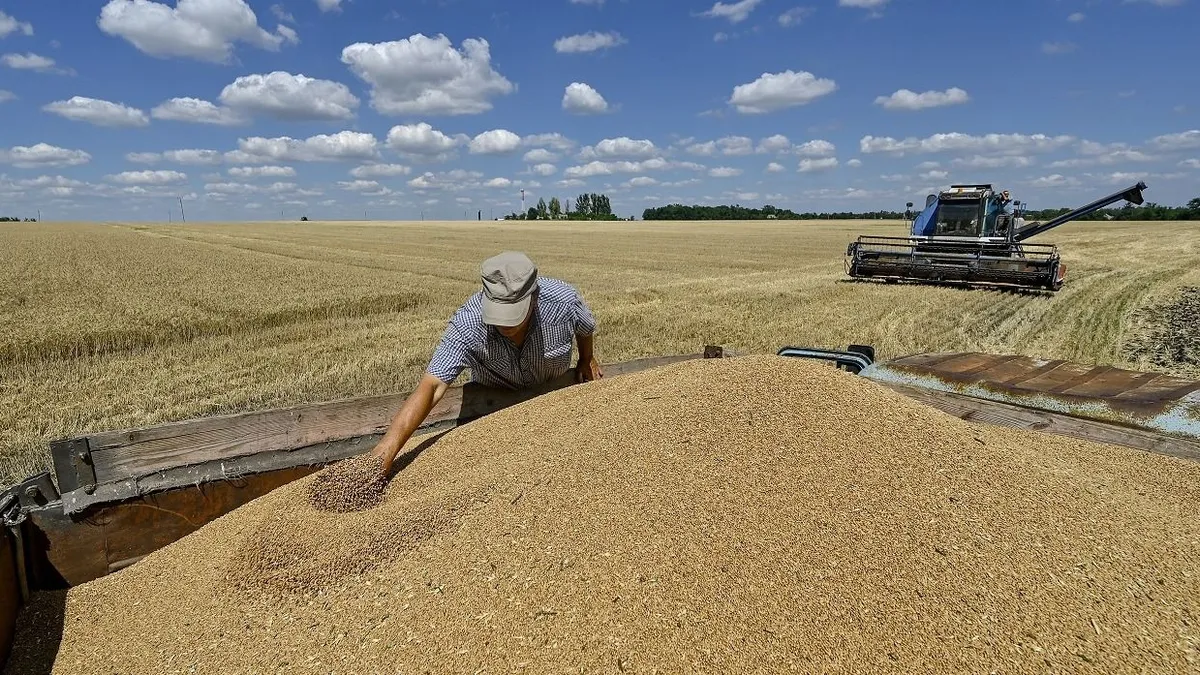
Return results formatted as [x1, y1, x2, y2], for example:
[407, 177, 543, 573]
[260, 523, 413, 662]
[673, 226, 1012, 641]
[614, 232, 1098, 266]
[709, 166, 742, 177]
[2, 53, 70, 74]
[698, 0, 765, 23]
[0, 11, 33, 38]
[97, 0, 296, 63]
[108, 169, 188, 185]
[860, 132, 1076, 156]
[554, 31, 626, 53]
[1, 143, 92, 168]
[794, 140, 837, 158]
[151, 97, 246, 125]
[341, 33, 515, 115]
[875, 87, 970, 111]
[469, 129, 522, 155]
[799, 157, 839, 172]
[218, 71, 359, 120]
[350, 164, 412, 178]
[234, 131, 380, 163]
[523, 133, 576, 152]
[563, 82, 610, 115]
[1149, 129, 1200, 150]
[228, 165, 295, 178]
[778, 7, 815, 26]
[579, 137, 658, 160]
[386, 122, 465, 158]
[523, 148, 558, 163]
[43, 96, 149, 127]
[729, 70, 837, 113]
[530, 163, 558, 176]
[765, 162, 786, 173]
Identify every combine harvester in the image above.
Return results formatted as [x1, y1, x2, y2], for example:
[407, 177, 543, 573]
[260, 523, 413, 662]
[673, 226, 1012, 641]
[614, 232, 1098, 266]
[0, 342, 1197, 669]
[845, 181, 1149, 291]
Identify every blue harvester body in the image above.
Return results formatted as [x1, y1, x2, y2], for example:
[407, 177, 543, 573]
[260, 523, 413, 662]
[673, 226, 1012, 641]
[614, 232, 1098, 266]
[846, 181, 1148, 291]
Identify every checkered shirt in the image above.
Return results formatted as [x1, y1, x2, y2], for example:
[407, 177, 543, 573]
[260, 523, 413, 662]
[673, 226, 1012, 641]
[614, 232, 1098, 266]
[427, 277, 597, 389]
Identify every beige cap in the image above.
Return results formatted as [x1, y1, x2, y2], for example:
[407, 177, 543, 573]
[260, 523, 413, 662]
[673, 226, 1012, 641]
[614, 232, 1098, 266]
[480, 251, 538, 326]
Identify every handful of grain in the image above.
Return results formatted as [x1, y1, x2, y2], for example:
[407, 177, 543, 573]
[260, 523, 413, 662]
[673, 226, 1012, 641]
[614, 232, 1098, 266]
[305, 452, 387, 513]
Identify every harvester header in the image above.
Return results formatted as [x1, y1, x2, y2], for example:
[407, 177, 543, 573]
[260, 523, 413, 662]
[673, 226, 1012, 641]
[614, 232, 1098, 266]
[845, 181, 1148, 292]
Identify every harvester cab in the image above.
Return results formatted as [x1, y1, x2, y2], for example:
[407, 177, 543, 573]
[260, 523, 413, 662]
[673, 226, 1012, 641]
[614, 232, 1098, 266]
[912, 184, 1020, 240]
[845, 181, 1148, 292]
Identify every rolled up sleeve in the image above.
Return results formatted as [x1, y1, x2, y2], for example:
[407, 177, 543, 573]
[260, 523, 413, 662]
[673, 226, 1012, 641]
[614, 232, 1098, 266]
[426, 322, 470, 384]
[573, 294, 597, 337]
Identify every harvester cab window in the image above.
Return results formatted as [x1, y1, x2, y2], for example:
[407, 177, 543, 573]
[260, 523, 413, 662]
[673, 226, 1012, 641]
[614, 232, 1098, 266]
[935, 202, 982, 237]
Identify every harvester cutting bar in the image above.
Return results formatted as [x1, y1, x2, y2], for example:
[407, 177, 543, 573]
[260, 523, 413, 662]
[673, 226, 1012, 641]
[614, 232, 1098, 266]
[847, 236, 1064, 290]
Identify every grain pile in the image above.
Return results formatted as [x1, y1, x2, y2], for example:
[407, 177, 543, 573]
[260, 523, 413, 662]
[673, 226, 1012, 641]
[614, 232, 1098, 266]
[44, 356, 1200, 673]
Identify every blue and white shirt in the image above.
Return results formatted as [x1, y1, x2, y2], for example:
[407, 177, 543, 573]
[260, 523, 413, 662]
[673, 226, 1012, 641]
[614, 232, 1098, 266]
[427, 277, 597, 389]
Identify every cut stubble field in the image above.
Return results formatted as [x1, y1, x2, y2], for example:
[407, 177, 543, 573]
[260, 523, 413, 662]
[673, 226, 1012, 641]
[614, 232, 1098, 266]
[2, 218, 1198, 486]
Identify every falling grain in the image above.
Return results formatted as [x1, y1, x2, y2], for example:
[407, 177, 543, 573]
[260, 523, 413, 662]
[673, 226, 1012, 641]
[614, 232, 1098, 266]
[305, 452, 387, 513]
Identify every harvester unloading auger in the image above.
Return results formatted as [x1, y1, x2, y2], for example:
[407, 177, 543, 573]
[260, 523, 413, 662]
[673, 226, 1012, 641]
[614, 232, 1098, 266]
[845, 180, 1148, 291]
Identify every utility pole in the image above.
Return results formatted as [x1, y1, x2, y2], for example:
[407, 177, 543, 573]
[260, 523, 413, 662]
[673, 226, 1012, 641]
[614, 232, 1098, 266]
[37, 209, 41, 222]
[178, 198, 186, 222]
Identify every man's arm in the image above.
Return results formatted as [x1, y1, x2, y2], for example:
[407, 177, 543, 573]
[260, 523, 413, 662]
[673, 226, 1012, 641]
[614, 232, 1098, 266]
[574, 331, 602, 382]
[572, 293, 602, 383]
[372, 319, 468, 476]
[370, 373, 450, 476]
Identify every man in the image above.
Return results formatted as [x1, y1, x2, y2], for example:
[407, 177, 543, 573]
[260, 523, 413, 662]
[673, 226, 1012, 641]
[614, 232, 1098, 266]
[370, 251, 602, 475]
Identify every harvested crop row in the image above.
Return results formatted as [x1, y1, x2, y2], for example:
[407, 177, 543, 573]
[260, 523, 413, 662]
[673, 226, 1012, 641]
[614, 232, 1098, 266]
[42, 355, 1200, 673]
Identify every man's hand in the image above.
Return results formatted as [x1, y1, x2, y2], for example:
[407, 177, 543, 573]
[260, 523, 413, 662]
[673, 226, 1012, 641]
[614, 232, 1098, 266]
[575, 355, 603, 383]
[369, 441, 400, 478]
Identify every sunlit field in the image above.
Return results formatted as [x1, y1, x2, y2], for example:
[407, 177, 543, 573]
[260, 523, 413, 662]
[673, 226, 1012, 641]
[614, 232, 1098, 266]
[3, 218, 1197, 485]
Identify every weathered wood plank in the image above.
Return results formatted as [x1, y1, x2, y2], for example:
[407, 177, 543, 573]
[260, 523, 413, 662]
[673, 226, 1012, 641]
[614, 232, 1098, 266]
[0, 529, 19, 667]
[75, 352, 709, 486]
[884, 382, 1200, 462]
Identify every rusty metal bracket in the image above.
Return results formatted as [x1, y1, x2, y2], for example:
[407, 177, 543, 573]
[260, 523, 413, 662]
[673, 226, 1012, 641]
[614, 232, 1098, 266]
[49, 437, 95, 495]
[16, 473, 59, 511]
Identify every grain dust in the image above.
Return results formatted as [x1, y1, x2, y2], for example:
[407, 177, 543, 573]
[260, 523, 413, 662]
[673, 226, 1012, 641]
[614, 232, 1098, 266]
[45, 356, 1200, 673]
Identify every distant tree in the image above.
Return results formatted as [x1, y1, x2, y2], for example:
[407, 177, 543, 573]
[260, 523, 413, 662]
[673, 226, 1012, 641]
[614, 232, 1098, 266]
[576, 193, 592, 217]
[536, 197, 548, 219]
[300, 216, 309, 221]
[548, 197, 562, 219]
[527, 206, 538, 220]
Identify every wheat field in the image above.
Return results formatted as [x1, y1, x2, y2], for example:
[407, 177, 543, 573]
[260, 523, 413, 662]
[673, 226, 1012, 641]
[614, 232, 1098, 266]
[2, 218, 1198, 486]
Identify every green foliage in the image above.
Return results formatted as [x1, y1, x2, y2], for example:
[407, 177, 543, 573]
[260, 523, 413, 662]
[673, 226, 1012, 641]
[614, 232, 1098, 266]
[0, 217, 37, 222]
[1022, 199, 1200, 222]
[501, 192, 619, 221]
[642, 203, 906, 221]
[644, 196, 1200, 222]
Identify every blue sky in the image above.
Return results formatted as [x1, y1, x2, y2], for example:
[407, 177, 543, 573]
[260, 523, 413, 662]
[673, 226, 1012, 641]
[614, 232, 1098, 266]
[1, 0, 1198, 221]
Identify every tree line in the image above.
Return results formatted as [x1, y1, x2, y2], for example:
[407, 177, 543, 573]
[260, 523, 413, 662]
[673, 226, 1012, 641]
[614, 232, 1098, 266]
[503, 193, 627, 221]
[0, 217, 38, 222]
[642, 204, 907, 220]
[643, 197, 1200, 222]
[1022, 198, 1200, 222]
